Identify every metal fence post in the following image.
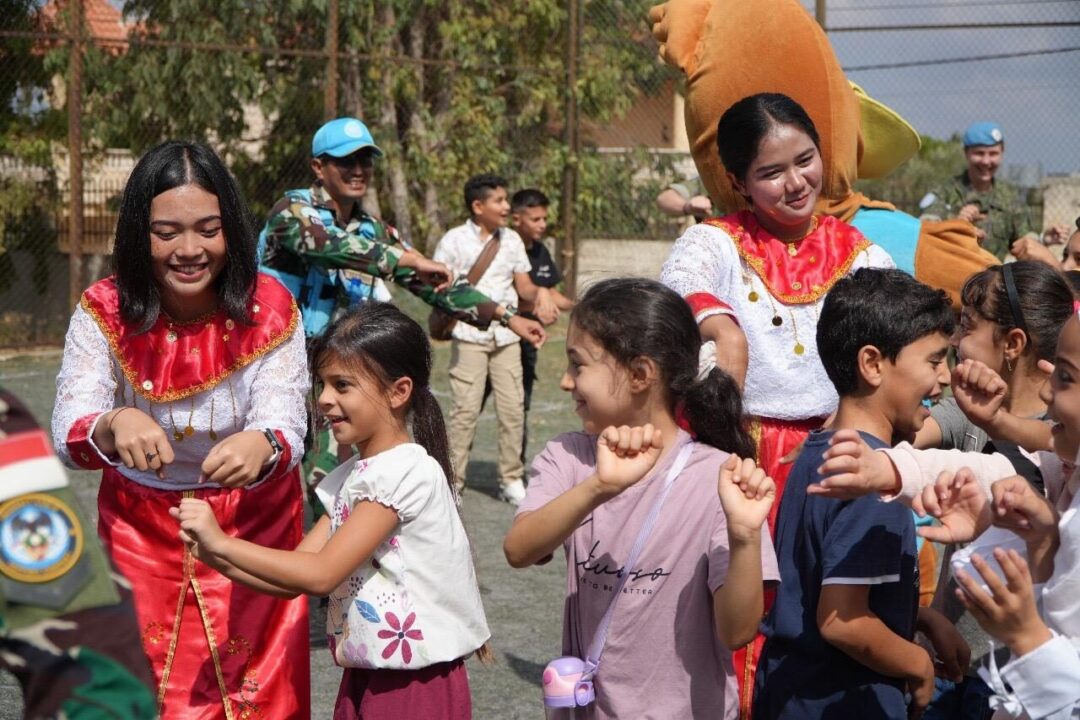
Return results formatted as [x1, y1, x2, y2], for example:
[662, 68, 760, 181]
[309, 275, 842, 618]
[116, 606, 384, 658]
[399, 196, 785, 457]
[324, 0, 339, 121]
[67, 0, 84, 309]
[560, 0, 580, 297]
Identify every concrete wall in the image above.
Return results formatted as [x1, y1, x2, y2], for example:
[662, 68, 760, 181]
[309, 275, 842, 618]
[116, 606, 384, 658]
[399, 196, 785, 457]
[577, 236, 676, 291]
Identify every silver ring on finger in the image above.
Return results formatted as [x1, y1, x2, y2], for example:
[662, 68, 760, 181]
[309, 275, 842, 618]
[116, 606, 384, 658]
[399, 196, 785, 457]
[145, 451, 157, 462]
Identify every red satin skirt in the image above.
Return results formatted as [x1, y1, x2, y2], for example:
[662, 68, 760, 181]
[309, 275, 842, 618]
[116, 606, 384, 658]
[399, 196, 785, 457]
[733, 415, 823, 720]
[98, 469, 310, 720]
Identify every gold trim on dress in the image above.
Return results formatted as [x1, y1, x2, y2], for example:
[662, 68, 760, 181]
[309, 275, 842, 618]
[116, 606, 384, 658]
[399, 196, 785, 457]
[80, 297, 299, 404]
[706, 218, 870, 305]
[191, 571, 237, 720]
[157, 500, 193, 711]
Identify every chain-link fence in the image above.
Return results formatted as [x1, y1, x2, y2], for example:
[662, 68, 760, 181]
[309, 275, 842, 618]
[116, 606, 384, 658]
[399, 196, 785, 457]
[1, 0, 1078, 348]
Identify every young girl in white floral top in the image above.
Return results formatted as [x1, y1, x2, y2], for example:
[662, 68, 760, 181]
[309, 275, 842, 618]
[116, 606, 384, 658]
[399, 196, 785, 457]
[172, 302, 489, 719]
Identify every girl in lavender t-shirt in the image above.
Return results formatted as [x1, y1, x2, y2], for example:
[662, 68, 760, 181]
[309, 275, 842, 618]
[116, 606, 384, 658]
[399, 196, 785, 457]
[504, 278, 781, 720]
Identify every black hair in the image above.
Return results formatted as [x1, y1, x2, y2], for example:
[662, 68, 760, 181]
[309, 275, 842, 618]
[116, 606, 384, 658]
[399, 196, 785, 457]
[112, 140, 257, 333]
[960, 261, 1073, 363]
[1064, 270, 1080, 297]
[570, 278, 755, 459]
[463, 173, 507, 216]
[716, 93, 821, 185]
[309, 302, 454, 488]
[818, 268, 955, 396]
[511, 188, 550, 213]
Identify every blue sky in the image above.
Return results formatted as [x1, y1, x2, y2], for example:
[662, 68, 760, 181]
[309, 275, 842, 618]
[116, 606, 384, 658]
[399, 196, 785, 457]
[807, 0, 1080, 174]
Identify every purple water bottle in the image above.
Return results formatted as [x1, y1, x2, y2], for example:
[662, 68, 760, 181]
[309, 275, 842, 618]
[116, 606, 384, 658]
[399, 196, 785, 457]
[542, 657, 595, 719]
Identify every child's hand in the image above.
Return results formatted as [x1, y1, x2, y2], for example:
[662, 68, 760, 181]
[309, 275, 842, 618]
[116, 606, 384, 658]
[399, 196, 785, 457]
[951, 359, 1008, 432]
[717, 455, 775, 540]
[807, 429, 898, 499]
[917, 469, 991, 544]
[169, 498, 228, 559]
[200, 430, 274, 487]
[954, 548, 1053, 658]
[906, 648, 936, 719]
[989, 476, 1058, 542]
[916, 607, 970, 682]
[594, 424, 663, 497]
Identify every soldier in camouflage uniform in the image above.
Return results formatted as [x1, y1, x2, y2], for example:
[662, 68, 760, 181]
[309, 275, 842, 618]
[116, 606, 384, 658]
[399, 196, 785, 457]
[920, 121, 1036, 260]
[259, 117, 544, 508]
[0, 388, 156, 719]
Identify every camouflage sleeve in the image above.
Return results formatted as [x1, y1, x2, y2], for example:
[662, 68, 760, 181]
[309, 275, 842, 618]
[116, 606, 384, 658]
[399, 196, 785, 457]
[1011, 200, 1035, 241]
[394, 275, 498, 328]
[920, 182, 964, 221]
[264, 198, 497, 327]
[262, 197, 403, 277]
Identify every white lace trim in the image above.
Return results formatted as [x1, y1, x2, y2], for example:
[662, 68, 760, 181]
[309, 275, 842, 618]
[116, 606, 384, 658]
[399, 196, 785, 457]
[660, 223, 895, 420]
[52, 306, 309, 489]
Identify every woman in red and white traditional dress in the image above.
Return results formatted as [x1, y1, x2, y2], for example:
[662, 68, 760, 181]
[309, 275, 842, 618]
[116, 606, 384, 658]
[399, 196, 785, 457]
[52, 141, 310, 719]
[660, 93, 894, 717]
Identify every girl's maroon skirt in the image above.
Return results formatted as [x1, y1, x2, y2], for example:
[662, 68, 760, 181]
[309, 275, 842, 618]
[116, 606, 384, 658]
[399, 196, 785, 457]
[332, 658, 471, 720]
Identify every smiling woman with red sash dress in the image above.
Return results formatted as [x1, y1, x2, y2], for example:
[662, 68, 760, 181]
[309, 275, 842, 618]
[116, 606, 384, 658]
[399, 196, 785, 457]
[660, 94, 894, 719]
[51, 141, 310, 719]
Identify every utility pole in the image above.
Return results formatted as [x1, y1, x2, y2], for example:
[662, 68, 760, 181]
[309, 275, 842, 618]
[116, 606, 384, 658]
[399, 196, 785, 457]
[816, 0, 826, 29]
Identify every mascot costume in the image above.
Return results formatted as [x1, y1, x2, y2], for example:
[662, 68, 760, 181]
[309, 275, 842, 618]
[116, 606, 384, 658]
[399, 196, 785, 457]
[649, 0, 997, 308]
[649, 1, 998, 716]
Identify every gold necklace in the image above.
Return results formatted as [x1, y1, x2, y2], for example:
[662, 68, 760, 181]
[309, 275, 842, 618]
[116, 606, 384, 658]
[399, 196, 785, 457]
[168, 397, 196, 442]
[783, 215, 820, 257]
[741, 269, 806, 355]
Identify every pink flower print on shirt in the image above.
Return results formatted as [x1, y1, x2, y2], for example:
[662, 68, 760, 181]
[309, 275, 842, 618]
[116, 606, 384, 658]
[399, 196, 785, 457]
[378, 611, 424, 664]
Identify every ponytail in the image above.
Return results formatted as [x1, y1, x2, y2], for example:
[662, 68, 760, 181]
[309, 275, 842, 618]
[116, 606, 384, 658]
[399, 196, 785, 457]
[410, 385, 455, 496]
[682, 368, 756, 459]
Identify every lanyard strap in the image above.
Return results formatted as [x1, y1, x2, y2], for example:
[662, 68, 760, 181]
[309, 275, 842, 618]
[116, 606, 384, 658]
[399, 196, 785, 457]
[583, 441, 695, 677]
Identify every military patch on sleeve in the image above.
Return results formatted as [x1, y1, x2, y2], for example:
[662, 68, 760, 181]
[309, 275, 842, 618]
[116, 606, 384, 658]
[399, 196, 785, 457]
[0, 492, 84, 583]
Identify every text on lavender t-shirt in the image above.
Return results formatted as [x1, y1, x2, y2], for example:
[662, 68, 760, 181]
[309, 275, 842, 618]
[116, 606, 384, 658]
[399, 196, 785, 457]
[517, 430, 780, 720]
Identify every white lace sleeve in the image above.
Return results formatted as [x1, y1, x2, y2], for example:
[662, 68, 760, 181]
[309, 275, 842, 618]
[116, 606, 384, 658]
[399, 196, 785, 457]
[52, 306, 118, 467]
[659, 224, 737, 322]
[243, 322, 309, 468]
[862, 242, 896, 270]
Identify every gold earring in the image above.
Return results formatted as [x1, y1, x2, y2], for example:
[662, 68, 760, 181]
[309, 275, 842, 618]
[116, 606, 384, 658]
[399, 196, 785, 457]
[1005, 356, 1014, 373]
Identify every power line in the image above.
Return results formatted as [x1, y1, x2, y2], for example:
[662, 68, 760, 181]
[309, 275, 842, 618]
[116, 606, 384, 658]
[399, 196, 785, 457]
[843, 45, 1080, 70]
[828, 21, 1080, 31]
[830, 0, 1078, 12]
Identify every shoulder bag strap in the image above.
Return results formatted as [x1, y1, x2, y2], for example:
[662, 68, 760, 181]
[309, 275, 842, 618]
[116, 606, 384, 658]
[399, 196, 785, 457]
[583, 441, 695, 678]
[465, 229, 501, 286]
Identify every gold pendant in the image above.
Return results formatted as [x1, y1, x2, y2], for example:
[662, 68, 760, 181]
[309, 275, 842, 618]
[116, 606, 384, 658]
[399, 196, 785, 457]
[184, 425, 194, 437]
[174, 431, 185, 442]
[794, 343, 805, 355]
[748, 291, 759, 303]
[772, 316, 783, 327]
[209, 430, 218, 441]
[787, 244, 798, 257]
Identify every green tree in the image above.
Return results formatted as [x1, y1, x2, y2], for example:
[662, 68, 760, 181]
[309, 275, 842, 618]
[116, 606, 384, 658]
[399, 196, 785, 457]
[54, 1, 680, 249]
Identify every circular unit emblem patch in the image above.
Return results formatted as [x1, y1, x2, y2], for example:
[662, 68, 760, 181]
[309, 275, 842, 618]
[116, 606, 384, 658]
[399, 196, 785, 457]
[0, 493, 84, 583]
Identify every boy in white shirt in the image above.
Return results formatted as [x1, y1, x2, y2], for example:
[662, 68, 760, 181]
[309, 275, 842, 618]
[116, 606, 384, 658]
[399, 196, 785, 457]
[433, 174, 556, 505]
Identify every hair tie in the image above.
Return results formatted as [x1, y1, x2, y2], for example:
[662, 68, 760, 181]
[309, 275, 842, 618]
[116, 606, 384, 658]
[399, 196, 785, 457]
[697, 340, 717, 382]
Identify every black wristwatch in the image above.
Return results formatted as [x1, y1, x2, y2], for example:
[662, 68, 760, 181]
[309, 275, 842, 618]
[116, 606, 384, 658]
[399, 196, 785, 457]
[262, 428, 283, 455]
[498, 304, 518, 327]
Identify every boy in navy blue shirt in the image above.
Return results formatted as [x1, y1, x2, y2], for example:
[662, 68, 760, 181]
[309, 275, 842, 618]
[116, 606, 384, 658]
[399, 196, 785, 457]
[754, 268, 958, 719]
